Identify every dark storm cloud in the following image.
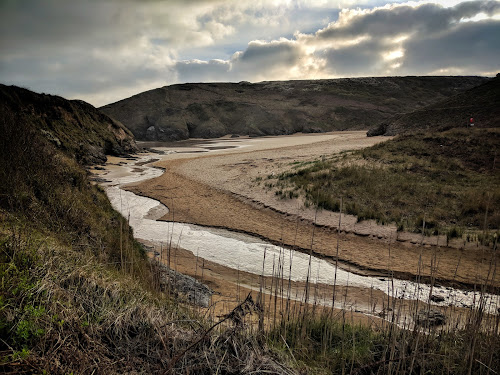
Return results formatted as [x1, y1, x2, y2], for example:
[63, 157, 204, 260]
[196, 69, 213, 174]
[300, 1, 500, 77]
[232, 40, 302, 75]
[173, 40, 304, 82]
[321, 39, 386, 76]
[402, 20, 500, 73]
[315, 1, 500, 40]
[175, 59, 231, 82]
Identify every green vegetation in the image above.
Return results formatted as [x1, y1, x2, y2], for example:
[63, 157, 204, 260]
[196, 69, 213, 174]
[0, 90, 168, 372]
[268, 308, 499, 374]
[271, 128, 500, 238]
[0, 88, 287, 374]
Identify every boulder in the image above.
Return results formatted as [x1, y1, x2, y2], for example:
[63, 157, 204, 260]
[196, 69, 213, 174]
[416, 309, 446, 326]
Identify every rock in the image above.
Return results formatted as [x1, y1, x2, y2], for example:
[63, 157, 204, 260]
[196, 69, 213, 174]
[89, 177, 110, 183]
[430, 294, 445, 302]
[416, 309, 446, 326]
[157, 264, 213, 307]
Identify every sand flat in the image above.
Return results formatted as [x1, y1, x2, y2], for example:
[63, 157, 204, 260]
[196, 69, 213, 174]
[129, 132, 499, 288]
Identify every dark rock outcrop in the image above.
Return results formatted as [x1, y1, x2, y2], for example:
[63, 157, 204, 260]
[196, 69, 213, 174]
[416, 309, 446, 326]
[157, 263, 213, 308]
[100, 77, 487, 141]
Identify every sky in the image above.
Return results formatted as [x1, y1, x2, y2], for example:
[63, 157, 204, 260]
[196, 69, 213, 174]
[1, 0, 499, 107]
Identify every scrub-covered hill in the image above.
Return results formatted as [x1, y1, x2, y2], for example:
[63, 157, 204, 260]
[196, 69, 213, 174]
[0, 84, 137, 164]
[368, 74, 500, 136]
[1, 85, 498, 374]
[100, 76, 487, 141]
[0, 86, 288, 373]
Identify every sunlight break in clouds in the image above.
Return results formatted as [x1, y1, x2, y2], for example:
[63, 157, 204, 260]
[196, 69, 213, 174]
[0, 0, 499, 106]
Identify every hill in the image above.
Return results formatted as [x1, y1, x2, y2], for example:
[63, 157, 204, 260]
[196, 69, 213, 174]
[0, 84, 137, 164]
[100, 76, 487, 141]
[2, 85, 498, 374]
[0, 86, 290, 373]
[368, 74, 500, 136]
[0, 86, 155, 372]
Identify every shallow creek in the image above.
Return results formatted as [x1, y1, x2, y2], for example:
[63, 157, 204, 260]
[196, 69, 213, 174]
[97, 142, 499, 316]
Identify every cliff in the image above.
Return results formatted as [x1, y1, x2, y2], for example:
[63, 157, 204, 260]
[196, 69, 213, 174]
[0, 84, 137, 164]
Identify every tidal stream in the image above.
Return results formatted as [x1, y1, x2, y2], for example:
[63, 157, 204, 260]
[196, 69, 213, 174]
[98, 146, 499, 316]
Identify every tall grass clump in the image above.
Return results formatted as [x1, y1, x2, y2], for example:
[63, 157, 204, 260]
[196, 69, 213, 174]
[0, 106, 147, 276]
[272, 128, 499, 236]
[261, 248, 499, 375]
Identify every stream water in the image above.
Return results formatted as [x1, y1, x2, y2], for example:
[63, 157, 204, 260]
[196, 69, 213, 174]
[98, 142, 499, 316]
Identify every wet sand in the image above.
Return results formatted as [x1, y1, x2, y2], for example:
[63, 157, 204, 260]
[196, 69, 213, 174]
[129, 132, 499, 289]
[152, 243, 490, 330]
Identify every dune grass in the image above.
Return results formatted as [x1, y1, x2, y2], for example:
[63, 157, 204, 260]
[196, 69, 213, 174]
[270, 128, 499, 240]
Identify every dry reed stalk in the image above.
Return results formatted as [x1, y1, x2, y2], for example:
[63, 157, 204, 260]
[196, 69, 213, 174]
[258, 247, 267, 333]
[332, 197, 343, 313]
[303, 207, 318, 316]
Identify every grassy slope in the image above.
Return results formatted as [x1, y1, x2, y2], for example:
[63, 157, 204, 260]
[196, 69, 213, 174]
[0, 87, 289, 374]
[0, 84, 137, 164]
[0, 88, 158, 371]
[271, 128, 499, 238]
[100, 76, 487, 141]
[368, 75, 500, 136]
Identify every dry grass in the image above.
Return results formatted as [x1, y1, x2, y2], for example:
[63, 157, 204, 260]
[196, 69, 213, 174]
[273, 128, 500, 241]
[0, 223, 293, 374]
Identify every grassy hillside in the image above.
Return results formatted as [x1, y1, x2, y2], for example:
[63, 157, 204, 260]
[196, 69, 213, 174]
[0, 84, 137, 164]
[268, 128, 499, 239]
[368, 75, 500, 136]
[0, 87, 290, 373]
[0, 87, 159, 371]
[100, 76, 487, 141]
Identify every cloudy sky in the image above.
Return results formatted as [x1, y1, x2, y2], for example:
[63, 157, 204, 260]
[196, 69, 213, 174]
[1, 0, 499, 106]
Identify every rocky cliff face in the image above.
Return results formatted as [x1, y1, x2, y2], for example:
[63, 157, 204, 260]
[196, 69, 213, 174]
[367, 75, 500, 136]
[100, 77, 487, 141]
[0, 84, 137, 164]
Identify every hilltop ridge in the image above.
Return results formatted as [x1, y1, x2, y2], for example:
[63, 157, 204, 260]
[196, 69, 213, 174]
[0, 84, 137, 164]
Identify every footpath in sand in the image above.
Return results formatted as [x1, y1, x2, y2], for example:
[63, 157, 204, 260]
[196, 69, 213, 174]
[129, 131, 499, 289]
